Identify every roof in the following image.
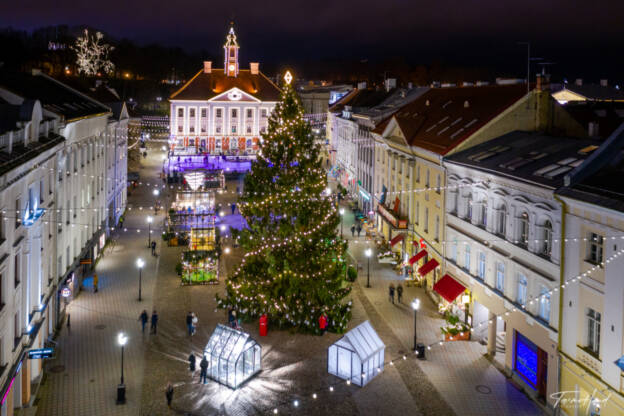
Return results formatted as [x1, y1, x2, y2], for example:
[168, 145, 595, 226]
[170, 69, 281, 102]
[334, 320, 385, 362]
[329, 87, 396, 114]
[0, 71, 111, 121]
[445, 131, 601, 189]
[377, 84, 529, 155]
[355, 87, 429, 124]
[558, 83, 624, 102]
[563, 101, 624, 139]
[0, 132, 65, 176]
[60, 79, 127, 120]
[204, 324, 258, 361]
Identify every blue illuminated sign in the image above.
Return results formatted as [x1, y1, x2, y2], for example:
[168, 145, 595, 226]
[514, 332, 537, 389]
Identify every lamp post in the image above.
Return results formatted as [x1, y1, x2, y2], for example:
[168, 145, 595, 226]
[146, 216, 153, 248]
[365, 248, 372, 288]
[116, 332, 128, 404]
[339, 208, 345, 238]
[462, 294, 470, 325]
[411, 298, 420, 351]
[137, 258, 144, 301]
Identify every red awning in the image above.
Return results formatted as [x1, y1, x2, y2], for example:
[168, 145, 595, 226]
[433, 274, 467, 303]
[408, 250, 428, 265]
[390, 234, 404, 247]
[418, 258, 439, 276]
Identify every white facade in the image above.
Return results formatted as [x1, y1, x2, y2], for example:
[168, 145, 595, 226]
[329, 110, 358, 192]
[104, 107, 129, 229]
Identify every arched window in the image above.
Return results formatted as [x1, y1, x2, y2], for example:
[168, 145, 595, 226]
[518, 212, 529, 248]
[480, 197, 488, 227]
[497, 205, 507, 236]
[466, 193, 473, 221]
[542, 220, 553, 257]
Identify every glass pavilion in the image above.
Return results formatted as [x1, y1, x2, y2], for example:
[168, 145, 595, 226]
[204, 324, 261, 388]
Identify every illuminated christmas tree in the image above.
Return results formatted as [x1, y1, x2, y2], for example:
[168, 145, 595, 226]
[216, 72, 352, 333]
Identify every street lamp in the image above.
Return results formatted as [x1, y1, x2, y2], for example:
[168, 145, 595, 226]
[365, 248, 372, 288]
[339, 208, 345, 238]
[411, 298, 420, 352]
[146, 216, 153, 247]
[137, 258, 144, 301]
[153, 189, 159, 196]
[116, 332, 128, 404]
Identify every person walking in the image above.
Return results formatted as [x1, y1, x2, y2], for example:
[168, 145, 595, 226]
[151, 310, 159, 334]
[93, 273, 99, 293]
[231, 203, 236, 215]
[397, 283, 403, 304]
[165, 382, 174, 408]
[118, 215, 124, 229]
[191, 313, 198, 336]
[199, 356, 208, 384]
[319, 314, 328, 335]
[186, 312, 193, 336]
[356, 224, 362, 237]
[139, 310, 148, 333]
[389, 283, 395, 304]
[350, 224, 355, 237]
[188, 353, 196, 372]
[151, 241, 157, 256]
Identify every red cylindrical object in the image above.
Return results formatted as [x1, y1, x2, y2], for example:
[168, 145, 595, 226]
[259, 314, 268, 336]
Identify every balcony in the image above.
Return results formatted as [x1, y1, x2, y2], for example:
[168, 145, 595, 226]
[577, 345, 602, 375]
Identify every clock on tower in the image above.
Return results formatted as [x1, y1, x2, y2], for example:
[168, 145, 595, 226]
[224, 24, 239, 77]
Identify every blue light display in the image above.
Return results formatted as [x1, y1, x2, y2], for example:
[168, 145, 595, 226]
[515, 332, 538, 388]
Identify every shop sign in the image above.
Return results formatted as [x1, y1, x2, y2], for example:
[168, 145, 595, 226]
[61, 287, 71, 298]
[99, 234, 106, 250]
[359, 188, 371, 201]
[514, 332, 538, 389]
[28, 348, 54, 360]
[377, 204, 407, 229]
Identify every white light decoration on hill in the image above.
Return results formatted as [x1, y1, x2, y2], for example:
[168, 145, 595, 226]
[183, 171, 205, 191]
[72, 29, 115, 76]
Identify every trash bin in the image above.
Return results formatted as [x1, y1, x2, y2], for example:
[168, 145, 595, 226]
[416, 343, 426, 360]
[259, 314, 268, 336]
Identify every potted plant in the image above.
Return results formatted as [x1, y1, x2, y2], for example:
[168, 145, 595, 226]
[440, 312, 471, 341]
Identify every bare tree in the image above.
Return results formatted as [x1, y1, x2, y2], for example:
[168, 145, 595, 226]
[72, 29, 115, 76]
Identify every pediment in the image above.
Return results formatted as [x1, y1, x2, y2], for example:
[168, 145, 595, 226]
[209, 87, 259, 103]
[382, 117, 410, 149]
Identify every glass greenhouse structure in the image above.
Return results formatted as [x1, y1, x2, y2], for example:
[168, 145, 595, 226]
[327, 320, 385, 386]
[204, 324, 261, 388]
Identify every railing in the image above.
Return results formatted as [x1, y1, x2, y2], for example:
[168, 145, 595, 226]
[576, 345, 602, 375]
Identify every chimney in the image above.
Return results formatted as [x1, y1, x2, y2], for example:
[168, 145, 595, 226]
[357, 81, 367, 90]
[203, 61, 212, 74]
[575, 78, 583, 86]
[536, 74, 551, 92]
[250, 62, 259, 75]
[600, 79, 608, 87]
[384, 78, 397, 92]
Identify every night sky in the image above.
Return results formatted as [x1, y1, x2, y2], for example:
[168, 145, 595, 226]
[2, 0, 624, 80]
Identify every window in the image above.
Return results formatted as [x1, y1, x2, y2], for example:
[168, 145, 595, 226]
[14, 312, 19, 347]
[518, 212, 529, 247]
[177, 124, 183, 133]
[0, 272, 3, 309]
[261, 109, 267, 118]
[436, 175, 441, 193]
[232, 125, 237, 134]
[539, 286, 550, 322]
[517, 273, 527, 306]
[232, 109, 238, 118]
[14, 254, 19, 287]
[479, 198, 487, 227]
[449, 190, 458, 214]
[414, 201, 419, 225]
[466, 193, 472, 221]
[201, 109, 207, 118]
[424, 208, 429, 233]
[216, 126, 222, 134]
[416, 165, 420, 182]
[189, 108, 195, 117]
[177, 108, 183, 117]
[216, 109, 222, 118]
[451, 240, 458, 263]
[435, 216, 440, 241]
[586, 308, 601, 355]
[425, 170, 430, 187]
[40, 179, 44, 203]
[587, 233, 603, 264]
[478, 252, 486, 279]
[246, 109, 253, 118]
[497, 205, 507, 236]
[15, 198, 20, 229]
[246, 126, 252, 134]
[541, 221, 553, 257]
[495, 262, 505, 292]
[464, 245, 471, 271]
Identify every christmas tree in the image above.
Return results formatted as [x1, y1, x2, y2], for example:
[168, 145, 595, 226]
[216, 72, 352, 334]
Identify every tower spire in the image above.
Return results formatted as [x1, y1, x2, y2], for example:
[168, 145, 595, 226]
[224, 22, 239, 77]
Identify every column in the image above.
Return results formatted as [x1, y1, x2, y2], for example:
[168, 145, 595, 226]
[487, 311, 497, 357]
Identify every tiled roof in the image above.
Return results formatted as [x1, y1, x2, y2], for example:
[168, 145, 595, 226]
[0, 71, 111, 121]
[561, 84, 624, 102]
[380, 84, 529, 154]
[444, 131, 601, 189]
[170, 69, 281, 102]
[329, 88, 396, 114]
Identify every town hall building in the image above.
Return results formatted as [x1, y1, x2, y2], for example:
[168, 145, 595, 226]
[169, 25, 281, 155]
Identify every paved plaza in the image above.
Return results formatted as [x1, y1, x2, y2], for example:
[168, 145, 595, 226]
[34, 143, 545, 416]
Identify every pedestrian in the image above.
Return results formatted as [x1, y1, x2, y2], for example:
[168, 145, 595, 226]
[165, 382, 174, 408]
[397, 283, 403, 304]
[357, 224, 362, 237]
[186, 311, 193, 336]
[188, 353, 196, 372]
[350, 224, 355, 237]
[389, 283, 395, 304]
[151, 310, 159, 334]
[229, 310, 237, 328]
[319, 313, 328, 335]
[199, 356, 208, 384]
[192, 313, 198, 336]
[118, 215, 124, 229]
[139, 310, 148, 333]
[151, 241, 156, 256]
[93, 273, 99, 293]
[231, 203, 236, 215]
